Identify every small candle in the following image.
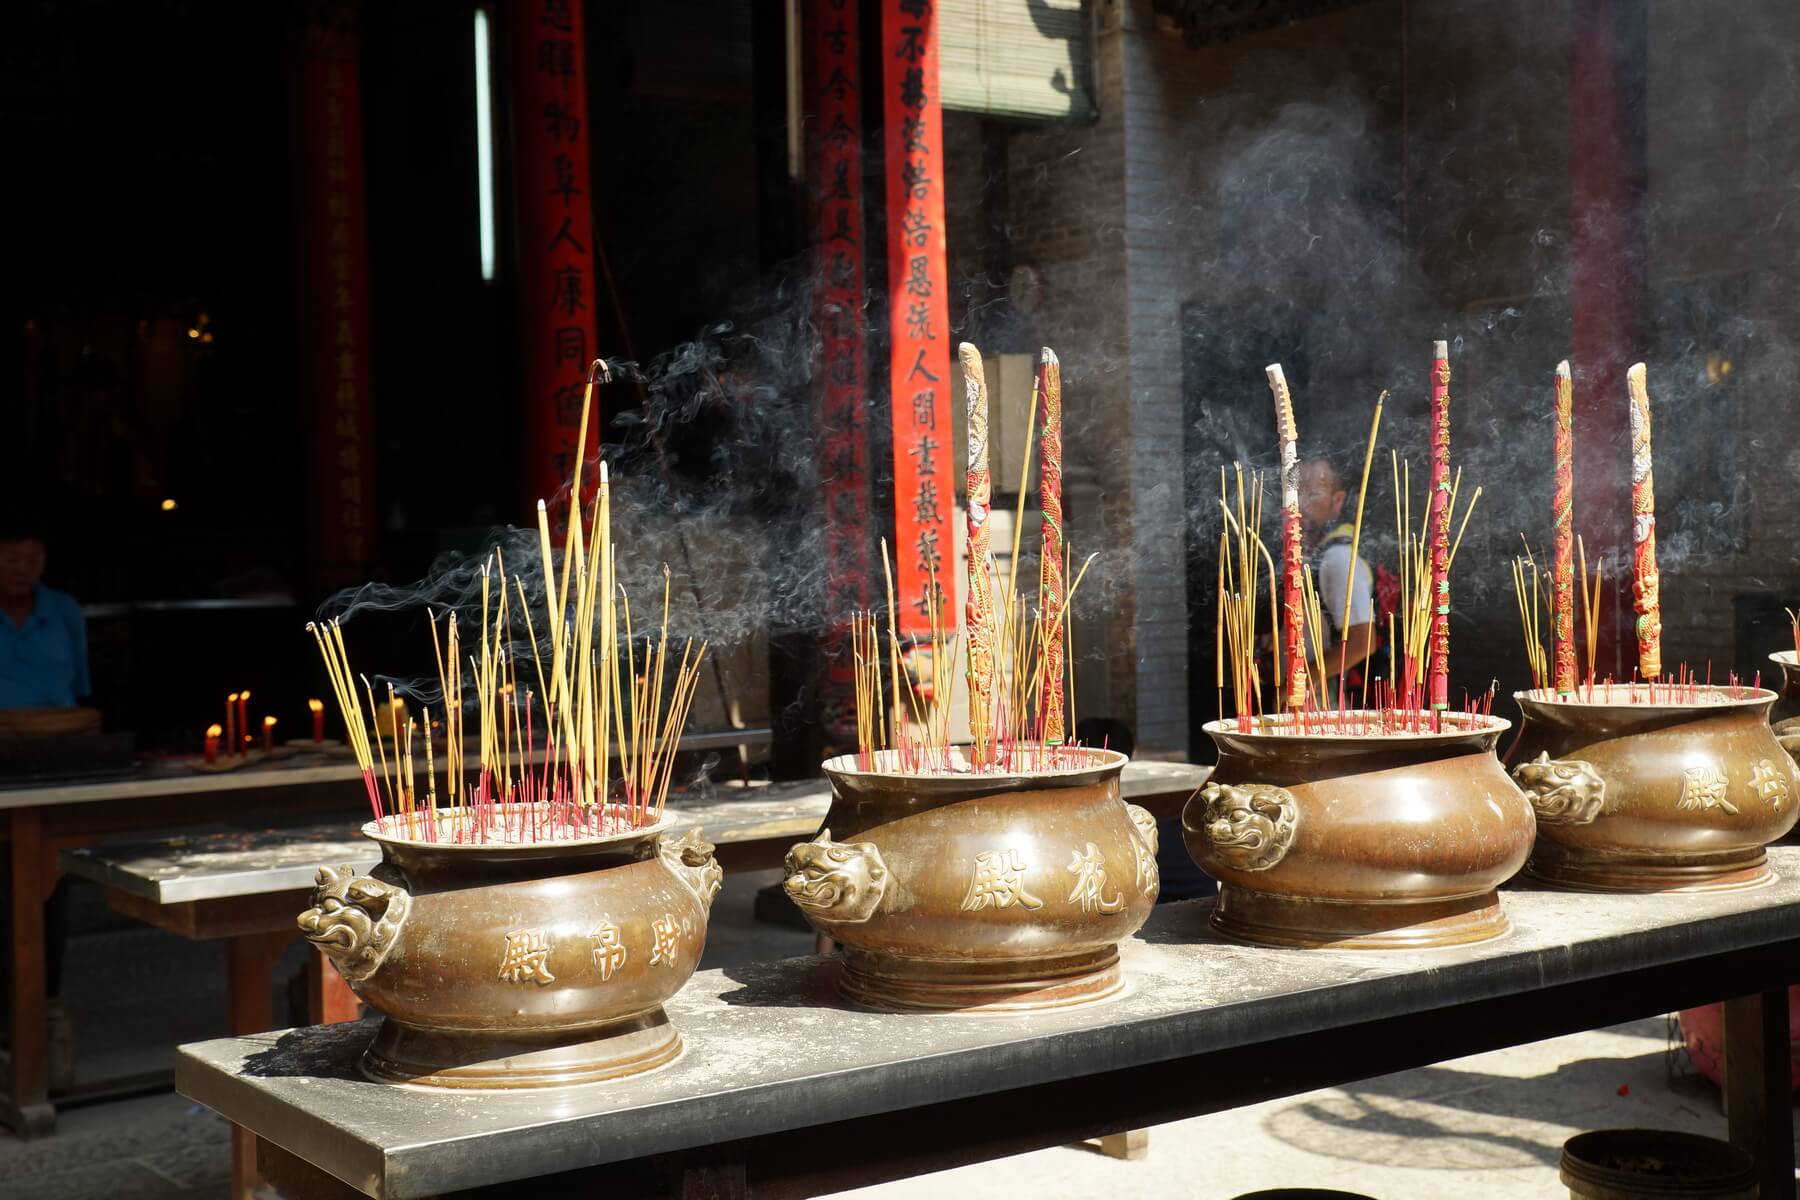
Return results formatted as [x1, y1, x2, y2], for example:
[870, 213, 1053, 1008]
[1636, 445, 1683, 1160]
[204, 723, 222, 764]
[309, 698, 325, 743]
[237, 690, 251, 755]
[262, 715, 278, 752]
[225, 694, 238, 759]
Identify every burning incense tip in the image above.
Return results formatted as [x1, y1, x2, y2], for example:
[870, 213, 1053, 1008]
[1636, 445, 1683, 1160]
[537, 499, 547, 512]
[1433, 339, 1448, 360]
[600, 459, 609, 484]
[1041, 346, 1058, 367]
[587, 358, 608, 385]
[1556, 359, 1571, 381]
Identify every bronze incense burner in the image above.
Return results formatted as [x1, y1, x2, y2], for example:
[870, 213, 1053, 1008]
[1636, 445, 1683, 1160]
[298, 814, 721, 1088]
[1511, 687, 1798, 891]
[1184, 714, 1534, 949]
[784, 747, 1158, 1013]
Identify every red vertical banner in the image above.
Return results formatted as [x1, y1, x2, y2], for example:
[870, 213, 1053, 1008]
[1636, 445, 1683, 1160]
[1569, 0, 1646, 679]
[513, 0, 600, 506]
[882, 0, 953, 636]
[296, 2, 377, 586]
[808, 0, 872, 733]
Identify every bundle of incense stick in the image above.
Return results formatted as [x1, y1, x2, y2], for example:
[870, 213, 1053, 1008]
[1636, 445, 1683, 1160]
[1217, 359, 1483, 735]
[310, 364, 708, 842]
[850, 344, 1093, 774]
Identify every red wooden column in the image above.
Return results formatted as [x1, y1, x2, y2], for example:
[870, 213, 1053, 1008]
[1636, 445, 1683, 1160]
[295, 0, 377, 588]
[512, 0, 601, 505]
[808, 0, 873, 737]
[1569, 0, 1647, 680]
[881, 0, 954, 635]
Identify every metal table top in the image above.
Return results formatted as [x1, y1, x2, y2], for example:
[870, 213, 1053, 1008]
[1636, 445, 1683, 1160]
[178, 846, 1800, 1199]
[0, 727, 774, 810]
[61, 761, 1211, 905]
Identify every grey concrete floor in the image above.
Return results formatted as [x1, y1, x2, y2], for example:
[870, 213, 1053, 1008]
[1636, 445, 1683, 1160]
[4, 871, 1792, 1199]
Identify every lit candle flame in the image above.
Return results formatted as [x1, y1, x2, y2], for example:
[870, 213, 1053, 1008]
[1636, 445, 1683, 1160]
[206, 724, 222, 738]
[228, 692, 238, 703]
[263, 716, 278, 728]
[308, 698, 324, 713]
[240, 690, 251, 702]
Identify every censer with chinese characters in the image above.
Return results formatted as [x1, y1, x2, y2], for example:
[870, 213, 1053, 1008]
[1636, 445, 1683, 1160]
[1502, 362, 1799, 889]
[300, 815, 720, 1087]
[297, 368, 725, 1085]
[782, 346, 1157, 1012]
[1510, 687, 1797, 891]
[788, 747, 1157, 1012]
[1185, 350, 1534, 949]
[1186, 713, 1533, 949]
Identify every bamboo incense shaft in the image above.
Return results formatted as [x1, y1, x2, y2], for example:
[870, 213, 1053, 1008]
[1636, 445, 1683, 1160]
[1552, 361, 1577, 694]
[1426, 341, 1453, 711]
[1036, 347, 1066, 744]
[959, 344, 996, 761]
[1626, 362, 1662, 680]
[1266, 364, 1308, 712]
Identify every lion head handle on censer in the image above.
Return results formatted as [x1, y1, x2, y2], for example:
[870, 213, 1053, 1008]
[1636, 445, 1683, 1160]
[1195, 781, 1298, 872]
[296, 865, 410, 984]
[1511, 751, 1607, 826]
[660, 828, 724, 908]
[782, 830, 889, 924]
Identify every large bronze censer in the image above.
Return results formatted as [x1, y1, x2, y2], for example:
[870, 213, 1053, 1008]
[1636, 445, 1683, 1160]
[1511, 687, 1799, 891]
[298, 813, 722, 1087]
[782, 747, 1158, 1013]
[1183, 713, 1535, 949]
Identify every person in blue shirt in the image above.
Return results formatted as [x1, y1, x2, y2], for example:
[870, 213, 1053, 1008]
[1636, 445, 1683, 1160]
[0, 523, 90, 709]
[0, 518, 87, 1090]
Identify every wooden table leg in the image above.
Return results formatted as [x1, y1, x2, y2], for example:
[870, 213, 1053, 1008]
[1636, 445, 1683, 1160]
[306, 947, 362, 1024]
[226, 931, 295, 1200]
[1098, 1129, 1149, 1160]
[1723, 987, 1794, 1199]
[3, 806, 55, 1136]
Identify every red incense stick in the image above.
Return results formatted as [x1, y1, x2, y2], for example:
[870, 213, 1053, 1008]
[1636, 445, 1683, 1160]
[1266, 364, 1308, 712]
[1427, 342, 1453, 714]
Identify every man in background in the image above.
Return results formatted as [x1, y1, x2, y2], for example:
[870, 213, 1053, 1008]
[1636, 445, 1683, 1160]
[0, 519, 90, 708]
[1297, 456, 1378, 696]
[0, 517, 89, 1091]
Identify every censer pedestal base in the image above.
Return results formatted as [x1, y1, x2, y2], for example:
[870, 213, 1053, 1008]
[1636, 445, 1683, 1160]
[1211, 885, 1511, 950]
[1527, 845, 1774, 893]
[361, 1007, 682, 1089]
[837, 946, 1124, 1014]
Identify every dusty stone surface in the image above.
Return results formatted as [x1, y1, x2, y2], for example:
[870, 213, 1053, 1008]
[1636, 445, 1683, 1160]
[175, 848, 1800, 1197]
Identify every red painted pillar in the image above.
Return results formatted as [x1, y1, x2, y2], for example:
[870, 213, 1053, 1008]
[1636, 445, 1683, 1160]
[1569, 0, 1647, 681]
[807, 0, 873, 738]
[294, 1, 377, 587]
[881, 0, 954, 636]
[512, 0, 600, 505]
